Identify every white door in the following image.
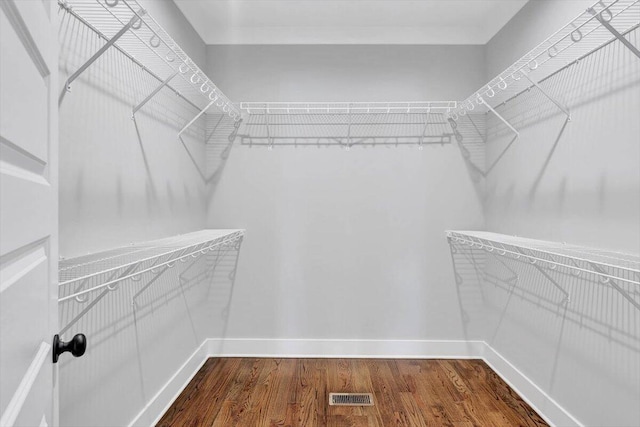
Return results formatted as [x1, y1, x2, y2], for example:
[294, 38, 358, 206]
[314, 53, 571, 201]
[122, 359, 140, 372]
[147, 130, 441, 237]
[0, 0, 59, 426]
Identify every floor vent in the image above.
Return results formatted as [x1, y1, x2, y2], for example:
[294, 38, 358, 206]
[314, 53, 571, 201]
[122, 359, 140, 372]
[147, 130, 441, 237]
[329, 393, 374, 406]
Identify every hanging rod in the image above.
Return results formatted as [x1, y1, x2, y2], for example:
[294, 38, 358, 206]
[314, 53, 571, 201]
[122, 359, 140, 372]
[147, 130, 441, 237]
[58, 0, 241, 121]
[452, 0, 640, 119]
[446, 230, 640, 309]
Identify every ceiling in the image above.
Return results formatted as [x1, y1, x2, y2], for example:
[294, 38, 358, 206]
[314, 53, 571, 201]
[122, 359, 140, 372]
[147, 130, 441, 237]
[174, 0, 529, 45]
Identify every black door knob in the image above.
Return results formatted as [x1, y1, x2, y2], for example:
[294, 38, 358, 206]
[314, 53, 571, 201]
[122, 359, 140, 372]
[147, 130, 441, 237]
[53, 333, 87, 363]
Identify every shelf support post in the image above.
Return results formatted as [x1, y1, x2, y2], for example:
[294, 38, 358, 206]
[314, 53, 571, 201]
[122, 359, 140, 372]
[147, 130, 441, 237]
[59, 10, 146, 106]
[178, 100, 214, 138]
[478, 97, 519, 138]
[132, 71, 178, 118]
[522, 73, 571, 120]
[589, 8, 640, 59]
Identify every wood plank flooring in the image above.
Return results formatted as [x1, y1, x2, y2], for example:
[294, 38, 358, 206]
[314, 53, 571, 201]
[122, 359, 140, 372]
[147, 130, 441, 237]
[157, 358, 549, 427]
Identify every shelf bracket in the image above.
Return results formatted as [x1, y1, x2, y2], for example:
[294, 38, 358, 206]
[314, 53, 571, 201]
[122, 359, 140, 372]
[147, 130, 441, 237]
[522, 73, 571, 120]
[347, 104, 352, 147]
[487, 253, 519, 286]
[59, 10, 146, 106]
[588, 262, 640, 310]
[478, 97, 519, 138]
[515, 247, 570, 304]
[589, 8, 640, 59]
[59, 264, 139, 335]
[419, 110, 432, 147]
[178, 100, 214, 138]
[132, 265, 170, 308]
[265, 110, 273, 149]
[132, 71, 178, 118]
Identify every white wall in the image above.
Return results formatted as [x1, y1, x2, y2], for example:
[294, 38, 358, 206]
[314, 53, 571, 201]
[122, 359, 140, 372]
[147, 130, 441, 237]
[481, 1, 640, 425]
[59, 0, 208, 258]
[57, 1, 223, 425]
[205, 45, 487, 342]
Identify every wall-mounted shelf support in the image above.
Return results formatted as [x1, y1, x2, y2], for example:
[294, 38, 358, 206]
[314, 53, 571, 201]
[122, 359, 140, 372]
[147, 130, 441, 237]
[59, 264, 139, 335]
[588, 262, 640, 310]
[265, 111, 273, 150]
[347, 106, 353, 147]
[589, 6, 640, 59]
[132, 265, 170, 308]
[178, 100, 214, 138]
[132, 71, 178, 118]
[515, 247, 570, 304]
[522, 73, 571, 119]
[419, 110, 433, 148]
[58, 9, 145, 106]
[478, 97, 520, 138]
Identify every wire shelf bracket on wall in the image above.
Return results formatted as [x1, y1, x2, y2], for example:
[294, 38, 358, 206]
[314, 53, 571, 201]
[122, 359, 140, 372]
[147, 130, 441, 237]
[57, 0, 241, 124]
[589, 4, 640, 58]
[446, 230, 640, 310]
[57, 230, 245, 334]
[131, 70, 177, 117]
[450, 0, 640, 123]
[58, 7, 144, 106]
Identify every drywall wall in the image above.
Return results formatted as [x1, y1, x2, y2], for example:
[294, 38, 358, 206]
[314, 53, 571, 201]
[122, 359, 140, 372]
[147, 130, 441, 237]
[481, 1, 640, 425]
[205, 45, 487, 343]
[57, 1, 221, 425]
[59, 0, 208, 258]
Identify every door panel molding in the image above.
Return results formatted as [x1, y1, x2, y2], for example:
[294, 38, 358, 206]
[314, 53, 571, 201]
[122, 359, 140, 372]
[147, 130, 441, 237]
[0, 342, 51, 427]
[0, 0, 50, 78]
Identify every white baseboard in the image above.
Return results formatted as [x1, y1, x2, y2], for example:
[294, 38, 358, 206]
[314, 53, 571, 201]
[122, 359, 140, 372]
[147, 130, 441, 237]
[481, 345, 583, 427]
[130, 338, 579, 427]
[206, 337, 486, 358]
[128, 340, 209, 427]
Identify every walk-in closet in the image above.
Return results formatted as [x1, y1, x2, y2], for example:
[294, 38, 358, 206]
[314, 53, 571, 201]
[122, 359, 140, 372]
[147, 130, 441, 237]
[0, 0, 639, 425]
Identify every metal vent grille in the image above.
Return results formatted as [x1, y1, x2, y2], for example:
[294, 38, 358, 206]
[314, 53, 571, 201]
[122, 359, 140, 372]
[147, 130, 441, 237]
[329, 393, 374, 406]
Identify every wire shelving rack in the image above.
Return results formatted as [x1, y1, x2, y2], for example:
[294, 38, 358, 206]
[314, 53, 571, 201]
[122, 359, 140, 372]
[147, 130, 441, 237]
[239, 102, 458, 148]
[446, 230, 640, 309]
[450, 0, 640, 131]
[58, 0, 241, 124]
[241, 102, 457, 116]
[58, 229, 245, 304]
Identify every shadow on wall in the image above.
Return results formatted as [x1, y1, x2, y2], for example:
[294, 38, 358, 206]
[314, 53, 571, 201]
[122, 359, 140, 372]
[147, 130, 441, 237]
[58, 10, 206, 141]
[447, 241, 491, 340]
[448, 240, 640, 425]
[58, 9, 242, 255]
[487, 27, 640, 144]
[457, 27, 640, 207]
[57, 241, 243, 427]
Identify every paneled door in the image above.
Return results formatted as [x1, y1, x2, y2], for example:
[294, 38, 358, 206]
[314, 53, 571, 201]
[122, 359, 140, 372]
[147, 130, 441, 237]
[0, 0, 59, 426]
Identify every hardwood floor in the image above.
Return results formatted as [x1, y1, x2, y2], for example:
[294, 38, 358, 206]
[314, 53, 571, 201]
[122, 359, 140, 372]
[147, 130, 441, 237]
[157, 358, 549, 427]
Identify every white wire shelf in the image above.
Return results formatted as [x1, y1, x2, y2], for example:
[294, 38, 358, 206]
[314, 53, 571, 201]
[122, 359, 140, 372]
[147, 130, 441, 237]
[239, 102, 458, 148]
[446, 230, 640, 308]
[58, 0, 241, 121]
[58, 229, 244, 303]
[240, 102, 458, 116]
[451, 0, 640, 120]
